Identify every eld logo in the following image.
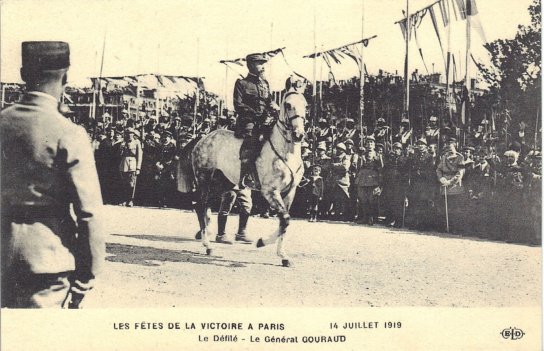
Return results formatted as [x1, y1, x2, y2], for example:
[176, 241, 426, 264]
[501, 327, 525, 340]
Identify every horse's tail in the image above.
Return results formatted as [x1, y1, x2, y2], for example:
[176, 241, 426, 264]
[176, 137, 200, 193]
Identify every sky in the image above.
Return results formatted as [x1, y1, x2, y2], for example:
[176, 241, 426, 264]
[0, 0, 535, 106]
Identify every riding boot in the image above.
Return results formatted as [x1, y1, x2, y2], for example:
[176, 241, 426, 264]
[215, 214, 233, 244]
[235, 212, 252, 243]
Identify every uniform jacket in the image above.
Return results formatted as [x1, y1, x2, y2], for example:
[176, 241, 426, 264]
[310, 175, 324, 198]
[436, 151, 465, 195]
[355, 150, 384, 187]
[233, 73, 272, 130]
[119, 138, 143, 172]
[1, 92, 104, 278]
[331, 153, 351, 194]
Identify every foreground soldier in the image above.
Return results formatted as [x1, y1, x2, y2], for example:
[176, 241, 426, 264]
[1, 41, 104, 308]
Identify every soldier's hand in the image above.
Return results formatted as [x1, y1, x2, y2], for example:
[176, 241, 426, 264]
[439, 177, 449, 186]
[404, 198, 409, 207]
[136, 169, 140, 175]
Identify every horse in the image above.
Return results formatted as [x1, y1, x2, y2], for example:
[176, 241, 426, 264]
[177, 86, 307, 267]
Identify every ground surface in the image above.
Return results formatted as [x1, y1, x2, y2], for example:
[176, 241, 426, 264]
[84, 205, 541, 308]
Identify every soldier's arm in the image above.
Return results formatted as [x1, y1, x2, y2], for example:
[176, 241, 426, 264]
[233, 79, 256, 115]
[61, 126, 105, 287]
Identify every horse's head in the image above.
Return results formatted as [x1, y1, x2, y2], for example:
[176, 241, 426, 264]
[282, 77, 308, 143]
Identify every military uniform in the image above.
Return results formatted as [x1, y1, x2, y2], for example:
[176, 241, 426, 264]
[118, 129, 143, 206]
[383, 143, 409, 227]
[355, 143, 384, 225]
[329, 144, 351, 220]
[1, 42, 104, 308]
[233, 53, 275, 188]
[436, 141, 466, 232]
[406, 141, 437, 230]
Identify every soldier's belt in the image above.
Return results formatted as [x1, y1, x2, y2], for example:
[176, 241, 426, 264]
[3, 205, 66, 221]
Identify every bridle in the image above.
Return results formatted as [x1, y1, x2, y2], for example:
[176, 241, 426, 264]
[266, 91, 306, 194]
[274, 91, 306, 144]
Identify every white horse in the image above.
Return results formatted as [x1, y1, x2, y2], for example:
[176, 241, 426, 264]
[177, 82, 307, 267]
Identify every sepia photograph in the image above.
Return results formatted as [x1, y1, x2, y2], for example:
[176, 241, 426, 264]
[0, 0, 541, 349]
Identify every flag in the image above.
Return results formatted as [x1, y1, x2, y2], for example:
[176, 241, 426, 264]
[454, 0, 467, 20]
[429, 6, 446, 66]
[467, 0, 478, 16]
[438, 0, 450, 26]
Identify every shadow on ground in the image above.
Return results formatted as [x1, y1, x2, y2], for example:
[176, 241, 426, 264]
[112, 233, 195, 244]
[106, 242, 278, 268]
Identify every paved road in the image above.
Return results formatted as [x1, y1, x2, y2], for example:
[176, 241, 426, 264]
[84, 205, 541, 308]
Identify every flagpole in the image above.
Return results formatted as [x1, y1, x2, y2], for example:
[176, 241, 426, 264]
[359, 0, 365, 147]
[464, 0, 472, 134]
[312, 6, 317, 160]
[1, 83, 5, 109]
[97, 28, 107, 123]
[193, 38, 200, 137]
[403, 0, 410, 125]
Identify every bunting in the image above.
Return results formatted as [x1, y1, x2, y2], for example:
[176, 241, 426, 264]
[303, 35, 377, 62]
[219, 47, 285, 65]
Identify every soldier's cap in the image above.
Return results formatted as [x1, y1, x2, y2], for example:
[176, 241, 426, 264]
[392, 142, 403, 149]
[246, 53, 269, 63]
[174, 116, 182, 121]
[125, 127, 136, 134]
[316, 142, 327, 151]
[344, 139, 354, 146]
[401, 118, 410, 124]
[346, 118, 355, 124]
[365, 135, 376, 142]
[122, 109, 129, 114]
[416, 138, 428, 145]
[376, 143, 385, 149]
[318, 118, 328, 124]
[162, 130, 173, 138]
[504, 150, 519, 158]
[229, 116, 237, 121]
[335, 142, 346, 151]
[463, 146, 475, 152]
[22, 41, 70, 71]
[203, 118, 211, 123]
[445, 136, 457, 143]
[480, 119, 489, 124]
[377, 117, 386, 123]
[509, 141, 522, 152]
[429, 115, 438, 122]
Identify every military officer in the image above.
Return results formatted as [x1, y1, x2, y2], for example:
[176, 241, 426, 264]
[394, 118, 413, 147]
[355, 136, 384, 225]
[373, 117, 390, 149]
[436, 137, 465, 233]
[233, 52, 277, 188]
[329, 142, 351, 220]
[425, 115, 440, 147]
[119, 128, 143, 207]
[383, 142, 409, 227]
[1, 41, 104, 308]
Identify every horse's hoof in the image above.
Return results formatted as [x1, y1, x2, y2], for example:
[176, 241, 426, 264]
[195, 231, 202, 240]
[206, 248, 212, 256]
[282, 259, 291, 267]
[256, 238, 265, 248]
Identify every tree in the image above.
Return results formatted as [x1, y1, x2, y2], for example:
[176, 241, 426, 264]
[481, 0, 541, 145]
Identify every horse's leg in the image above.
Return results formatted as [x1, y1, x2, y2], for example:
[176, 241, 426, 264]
[257, 189, 293, 267]
[276, 188, 296, 267]
[196, 173, 213, 255]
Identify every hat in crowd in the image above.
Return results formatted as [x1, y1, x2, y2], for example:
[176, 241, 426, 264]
[335, 142, 346, 151]
[377, 117, 386, 124]
[509, 141, 522, 153]
[346, 118, 355, 124]
[445, 136, 457, 144]
[246, 53, 269, 63]
[203, 117, 211, 123]
[463, 146, 475, 152]
[229, 115, 237, 121]
[392, 142, 403, 149]
[429, 115, 438, 122]
[22, 41, 70, 71]
[376, 143, 385, 150]
[365, 135, 376, 142]
[122, 109, 129, 114]
[416, 138, 428, 146]
[318, 118, 328, 125]
[480, 119, 489, 125]
[504, 150, 519, 159]
[401, 118, 410, 124]
[344, 139, 354, 146]
[317, 142, 327, 151]
[174, 116, 182, 121]
[162, 130, 173, 138]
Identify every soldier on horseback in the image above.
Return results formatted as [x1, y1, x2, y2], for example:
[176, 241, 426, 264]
[234, 52, 279, 189]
